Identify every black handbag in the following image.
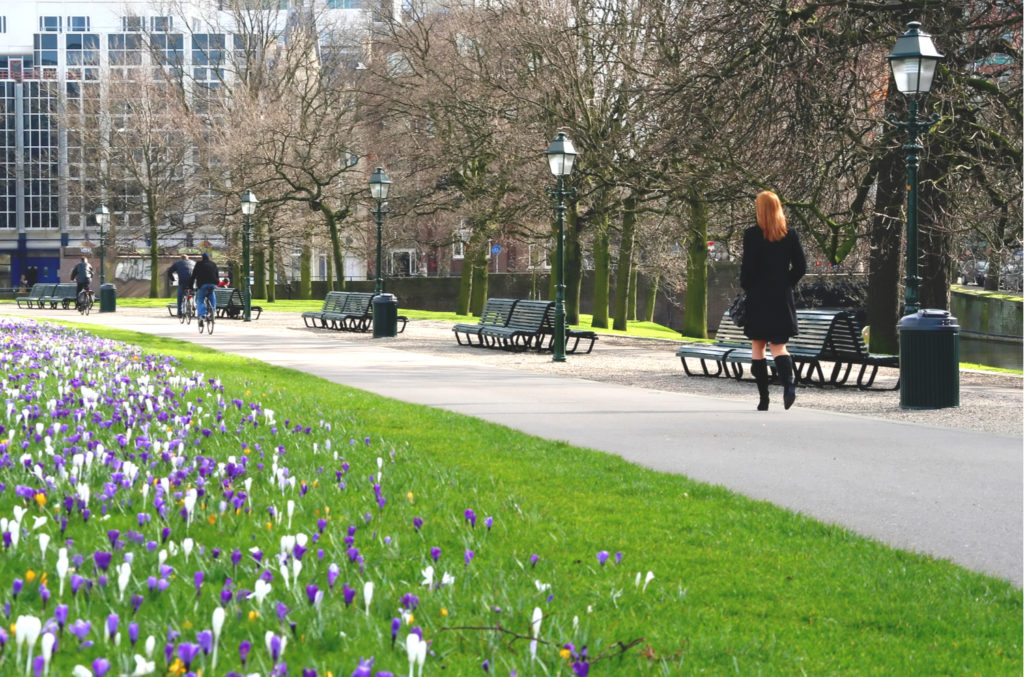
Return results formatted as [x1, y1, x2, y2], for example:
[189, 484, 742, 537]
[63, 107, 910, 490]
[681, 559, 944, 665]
[728, 292, 748, 327]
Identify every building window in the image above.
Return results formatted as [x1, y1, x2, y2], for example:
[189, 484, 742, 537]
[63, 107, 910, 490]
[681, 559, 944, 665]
[40, 16, 61, 32]
[452, 230, 468, 259]
[529, 243, 551, 270]
[67, 16, 90, 32]
[151, 16, 173, 32]
[122, 16, 144, 32]
[328, 0, 363, 8]
[0, 17, 7, 34]
[33, 34, 59, 68]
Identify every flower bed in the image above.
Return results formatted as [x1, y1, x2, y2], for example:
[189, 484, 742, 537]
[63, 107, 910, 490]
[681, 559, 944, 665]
[0, 319, 650, 676]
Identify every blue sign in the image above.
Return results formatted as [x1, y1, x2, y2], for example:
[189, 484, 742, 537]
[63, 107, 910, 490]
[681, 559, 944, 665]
[491, 245, 501, 256]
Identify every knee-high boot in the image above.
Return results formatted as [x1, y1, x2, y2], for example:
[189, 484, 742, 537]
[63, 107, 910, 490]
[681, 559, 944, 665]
[750, 359, 770, 411]
[775, 354, 797, 410]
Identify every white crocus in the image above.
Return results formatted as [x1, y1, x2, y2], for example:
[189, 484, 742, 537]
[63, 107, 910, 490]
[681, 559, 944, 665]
[643, 571, 655, 592]
[56, 548, 69, 595]
[182, 538, 194, 562]
[37, 533, 50, 561]
[406, 633, 421, 677]
[71, 666, 91, 677]
[363, 581, 374, 615]
[131, 654, 156, 676]
[144, 635, 156, 658]
[251, 579, 272, 605]
[529, 607, 543, 662]
[421, 566, 434, 588]
[211, 606, 225, 669]
[40, 632, 56, 676]
[117, 562, 132, 601]
[16, 614, 42, 675]
[286, 500, 295, 529]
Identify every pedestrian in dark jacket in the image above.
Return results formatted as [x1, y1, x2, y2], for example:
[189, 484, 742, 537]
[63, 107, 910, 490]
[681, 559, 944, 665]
[740, 191, 807, 411]
[167, 255, 195, 317]
[187, 252, 221, 324]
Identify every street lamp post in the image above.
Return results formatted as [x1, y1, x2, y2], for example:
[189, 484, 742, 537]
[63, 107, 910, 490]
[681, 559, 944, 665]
[886, 21, 943, 316]
[94, 204, 110, 285]
[240, 190, 258, 323]
[368, 167, 391, 296]
[545, 132, 578, 363]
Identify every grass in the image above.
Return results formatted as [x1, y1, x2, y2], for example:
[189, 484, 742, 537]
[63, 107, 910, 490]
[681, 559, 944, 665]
[18, 318, 1022, 675]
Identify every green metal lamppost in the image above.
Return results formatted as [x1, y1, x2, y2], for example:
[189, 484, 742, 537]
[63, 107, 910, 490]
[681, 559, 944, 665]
[545, 132, 578, 363]
[887, 21, 943, 316]
[368, 167, 391, 296]
[94, 204, 109, 285]
[240, 189, 258, 323]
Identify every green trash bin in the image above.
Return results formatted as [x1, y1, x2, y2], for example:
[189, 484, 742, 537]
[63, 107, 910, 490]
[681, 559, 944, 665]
[372, 293, 398, 338]
[898, 309, 959, 409]
[99, 283, 117, 313]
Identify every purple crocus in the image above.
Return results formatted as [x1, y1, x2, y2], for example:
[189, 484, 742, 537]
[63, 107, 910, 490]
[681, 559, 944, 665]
[128, 622, 139, 646]
[131, 594, 144, 614]
[412, 517, 423, 531]
[465, 549, 475, 566]
[92, 658, 111, 677]
[239, 640, 252, 666]
[55, 604, 69, 631]
[69, 619, 91, 643]
[351, 657, 373, 677]
[430, 547, 441, 562]
[106, 613, 119, 640]
[305, 584, 320, 605]
[530, 554, 539, 567]
[342, 583, 356, 607]
[399, 593, 419, 611]
[12, 579, 22, 599]
[596, 551, 609, 566]
[93, 551, 112, 572]
[484, 516, 494, 531]
[267, 633, 284, 661]
[464, 509, 476, 527]
[327, 563, 340, 589]
[178, 642, 201, 669]
[194, 570, 204, 596]
[390, 618, 401, 646]
[197, 630, 213, 655]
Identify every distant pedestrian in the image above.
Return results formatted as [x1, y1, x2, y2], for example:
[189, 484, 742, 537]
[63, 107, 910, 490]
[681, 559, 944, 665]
[18, 274, 28, 292]
[741, 191, 807, 411]
[70, 256, 93, 297]
[167, 255, 195, 317]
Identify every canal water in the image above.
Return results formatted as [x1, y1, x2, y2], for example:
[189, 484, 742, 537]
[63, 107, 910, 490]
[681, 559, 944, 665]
[959, 335, 1022, 371]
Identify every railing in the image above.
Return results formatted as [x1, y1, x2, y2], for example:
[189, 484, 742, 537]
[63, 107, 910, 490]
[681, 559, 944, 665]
[0, 68, 61, 82]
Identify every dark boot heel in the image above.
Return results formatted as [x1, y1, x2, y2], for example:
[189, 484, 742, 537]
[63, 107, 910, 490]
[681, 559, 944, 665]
[775, 355, 796, 410]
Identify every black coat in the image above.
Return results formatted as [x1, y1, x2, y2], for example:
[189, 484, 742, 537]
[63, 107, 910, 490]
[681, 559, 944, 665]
[187, 259, 220, 289]
[740, 225, 807, 342]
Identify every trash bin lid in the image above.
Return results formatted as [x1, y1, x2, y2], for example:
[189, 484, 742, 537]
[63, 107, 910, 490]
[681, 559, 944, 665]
[373, 293, 397, 303]
[897, 308, 960, 332]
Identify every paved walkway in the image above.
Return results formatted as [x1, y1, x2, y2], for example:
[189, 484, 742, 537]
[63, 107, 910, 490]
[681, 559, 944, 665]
[4, 307, 1021, 586]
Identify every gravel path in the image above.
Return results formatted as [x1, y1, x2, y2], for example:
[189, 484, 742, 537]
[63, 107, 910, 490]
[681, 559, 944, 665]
[7, 305, 1021, 437]
[277, 313, 1020, 437]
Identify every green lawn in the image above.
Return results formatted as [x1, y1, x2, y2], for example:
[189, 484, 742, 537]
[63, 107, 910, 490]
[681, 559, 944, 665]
[38, 320, 1024, 674]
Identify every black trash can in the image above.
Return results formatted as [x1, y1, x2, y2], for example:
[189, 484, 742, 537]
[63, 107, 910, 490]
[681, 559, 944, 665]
[372, 293, 398, 338]
[898, 309, 960, 409]
[99, 283, 117, 313]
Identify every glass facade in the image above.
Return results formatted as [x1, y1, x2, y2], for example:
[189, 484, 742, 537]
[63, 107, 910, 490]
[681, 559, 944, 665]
[0, 82, 59, 230]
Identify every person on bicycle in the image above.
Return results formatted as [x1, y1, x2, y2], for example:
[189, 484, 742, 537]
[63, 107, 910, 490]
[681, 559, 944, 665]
[70, 257, 93, 299]
[187, 252, 220, 328]
[167, 254, 195, 317]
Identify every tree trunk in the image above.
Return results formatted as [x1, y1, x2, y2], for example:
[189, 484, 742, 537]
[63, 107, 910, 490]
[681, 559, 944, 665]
[469, 240, 488, 315]
[300, 234, 312, 299]
[681, 187, 708, 339]
[267, 235, 276, 303]
[591, 211, 610, 329]
[322, 204, 346, 291]
[326, 250, 333, 290]
[254, 221, 266, 300]
[643, 271, 659, 322]
[566, 202, 581, 325]
[627, 266, 638, 322]
[612, 195, 637, 331]
[866, 148, 903, 354]
[918, 158, 954, 310]
[145, 195, 160, 297]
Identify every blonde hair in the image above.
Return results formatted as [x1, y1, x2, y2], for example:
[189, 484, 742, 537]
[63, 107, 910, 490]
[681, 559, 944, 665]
[756, 191, 788, 242]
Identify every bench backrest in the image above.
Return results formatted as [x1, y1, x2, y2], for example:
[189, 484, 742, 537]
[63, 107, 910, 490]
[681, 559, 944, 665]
[712, 311, 749, 347]
[479, 298, 518, 326]
[790, 310, 844, 356]
[323, 291, 347, 312]
[29, 283, 56, 298]
[506, 300, 553, 331]
[342, 293, 374, 315]
[213, 288, 235, 306]
[826, 312, 872, 360]
[49, 283, 78, 298]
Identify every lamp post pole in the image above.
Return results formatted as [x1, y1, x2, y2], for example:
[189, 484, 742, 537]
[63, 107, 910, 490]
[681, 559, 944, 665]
[240, 190, 259, 323]
[368, 167, 391, 296]
[545, 132, 578, 363]
[886, 21, 943, 316]
[94, 204, 109, 285]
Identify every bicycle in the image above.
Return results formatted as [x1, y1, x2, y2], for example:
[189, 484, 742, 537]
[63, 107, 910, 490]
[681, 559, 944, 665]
[197, 293, 215, 335]
[180, 290, 196, 325]
[76, 289, 94, 315]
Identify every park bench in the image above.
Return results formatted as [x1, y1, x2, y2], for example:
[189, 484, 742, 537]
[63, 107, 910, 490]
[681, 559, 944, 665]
[824, 312, 900, 389]
[452, 298, 519, 346]
[539, 308, 599, 355]
[304, 291, 406, 333]
[721, 309, 844, 385]
[215, 288, 262, 320]
[675, 309, 749, 377]
[302, 291, 345, 328]
[16, 283, 55, 309]
[40, 283, 80, 309]
[479, 299, 553, 351]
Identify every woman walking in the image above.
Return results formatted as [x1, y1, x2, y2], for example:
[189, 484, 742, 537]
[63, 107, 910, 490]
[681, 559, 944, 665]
[741, 191, 807, 410]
